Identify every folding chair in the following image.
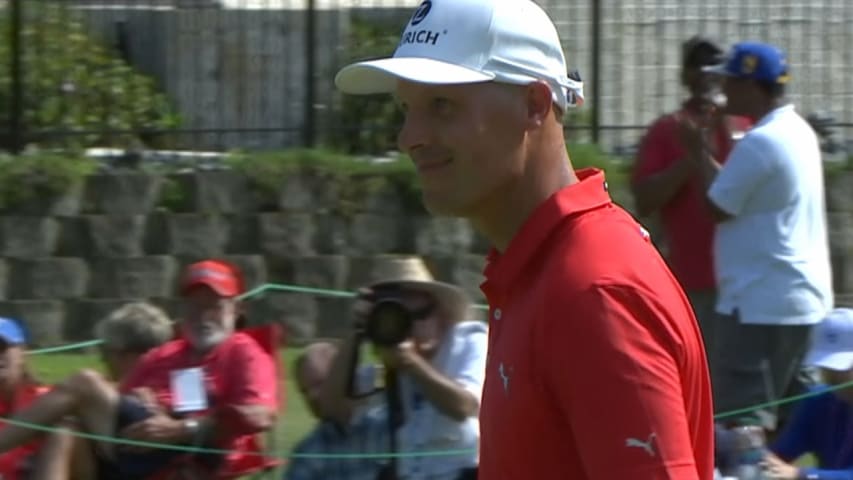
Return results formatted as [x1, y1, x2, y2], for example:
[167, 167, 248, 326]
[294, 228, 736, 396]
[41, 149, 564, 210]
[233, 323, 287, 479]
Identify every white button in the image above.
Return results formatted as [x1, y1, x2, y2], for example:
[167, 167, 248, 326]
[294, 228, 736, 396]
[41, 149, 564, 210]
[493, 309, 502, 320]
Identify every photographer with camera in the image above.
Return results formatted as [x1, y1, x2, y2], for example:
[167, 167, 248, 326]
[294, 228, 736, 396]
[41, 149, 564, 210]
[319, 257, 487, 480]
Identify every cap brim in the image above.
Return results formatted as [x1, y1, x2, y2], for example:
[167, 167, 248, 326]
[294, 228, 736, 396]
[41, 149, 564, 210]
[182, 280, 239, 298]
[804, 349, 853, 371]
[0, 336, 23, 346]
[335, 57, 495, 95]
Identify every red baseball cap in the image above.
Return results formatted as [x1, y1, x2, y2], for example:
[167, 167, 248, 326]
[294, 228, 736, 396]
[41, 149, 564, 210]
[180, 260, 244, 297]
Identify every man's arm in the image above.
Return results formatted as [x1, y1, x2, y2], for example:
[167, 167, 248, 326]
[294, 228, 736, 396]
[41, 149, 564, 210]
[690, 148, 732, 222]
[631, 159, 694, 218]
[395, 326, 487, 422]
[317, 331, 363, 427]
[630, 119, 691, 217]
[544, 284, 705, 479]
[768, 395, 815, 463]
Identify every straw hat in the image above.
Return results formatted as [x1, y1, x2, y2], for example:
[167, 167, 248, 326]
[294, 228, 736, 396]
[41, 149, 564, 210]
[362, 255, 471, 320]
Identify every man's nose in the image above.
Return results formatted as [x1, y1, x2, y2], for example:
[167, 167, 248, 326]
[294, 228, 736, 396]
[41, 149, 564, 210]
[397, 112, 430, 154]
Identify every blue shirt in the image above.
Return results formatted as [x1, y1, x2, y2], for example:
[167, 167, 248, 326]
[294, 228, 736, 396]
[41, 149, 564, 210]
[283, 405, 389, 480]
[771, 387, 853, 479]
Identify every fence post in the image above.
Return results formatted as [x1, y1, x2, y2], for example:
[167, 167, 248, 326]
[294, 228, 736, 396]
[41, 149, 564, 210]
[590, 0, 601, 144]
[9, 0, 23, 154]
[302, 0, 317, 147]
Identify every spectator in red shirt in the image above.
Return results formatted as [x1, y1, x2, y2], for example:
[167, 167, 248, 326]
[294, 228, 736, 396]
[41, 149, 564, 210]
[0, 260, 279, 480]
[334, 0, 715, 478]
[632, 35, 753, 357]
[0, 318, 50, 480]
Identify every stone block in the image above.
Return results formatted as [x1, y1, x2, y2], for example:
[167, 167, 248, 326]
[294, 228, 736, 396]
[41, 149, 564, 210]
[173, 171, 253, 213]
[348, 213, 409, 254]
[81, 215, 148, 257]
[826, 171, 853, 212]
[89, 256, 178, 298]
[150, 297, 183, 322]
[258, 213, 316, 258]
[290, 255, 350, 293]
[9, 258, 90, 300]
[423, 254, 488, 306]
[315, 297, 353, 339]
[164, 214, 229, 257]
[56, 217, 87, 257]
[362, 182, 407, 215]
[253, 293, 318, 344]
[66, 298, 140, 342]
[226, 215, 259, 254]
[3, 183, 84, 216]
[278, 173, 340, 213]
[414, 217, 475, 256]
[85, 173, 164, 214]
[314, 214, 350, 255]
[0, 300, 65, 346]
[0, 217, 60, 258]
[220, 255, 268, 294]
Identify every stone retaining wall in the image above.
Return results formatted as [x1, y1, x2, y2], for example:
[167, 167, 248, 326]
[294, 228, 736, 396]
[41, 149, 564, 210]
[2, 169, 852, 346]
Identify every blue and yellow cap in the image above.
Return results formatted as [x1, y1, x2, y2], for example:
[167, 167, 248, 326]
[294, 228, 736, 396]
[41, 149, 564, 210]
[703, 41, 790, 84]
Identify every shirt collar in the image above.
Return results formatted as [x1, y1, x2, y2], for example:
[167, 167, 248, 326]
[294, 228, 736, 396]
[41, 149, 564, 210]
[481, 168, 612, 302]
[754, 103, 795, 128]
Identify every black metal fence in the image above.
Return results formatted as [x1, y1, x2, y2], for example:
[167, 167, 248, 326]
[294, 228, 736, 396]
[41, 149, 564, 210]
[4, 0, 853, 155]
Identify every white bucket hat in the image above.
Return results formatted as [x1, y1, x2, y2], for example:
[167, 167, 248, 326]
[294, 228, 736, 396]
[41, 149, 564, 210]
[804, 308, 853, 371]
[360, 255, 471, 320]
[334, 0, 584, 110]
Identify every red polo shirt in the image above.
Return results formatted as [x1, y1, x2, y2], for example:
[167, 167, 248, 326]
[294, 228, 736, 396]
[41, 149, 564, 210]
[120, 332, 279, 478]
[479, 169, 714, 479]
[632, 104, 752, 291]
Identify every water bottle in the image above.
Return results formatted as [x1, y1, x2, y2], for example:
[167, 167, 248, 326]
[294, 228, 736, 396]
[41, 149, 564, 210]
[730, 425, 768, 480]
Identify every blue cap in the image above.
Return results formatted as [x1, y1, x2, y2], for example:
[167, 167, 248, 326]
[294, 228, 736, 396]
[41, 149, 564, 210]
[0, 318, 27, 345]
[703, 41, 790, 84]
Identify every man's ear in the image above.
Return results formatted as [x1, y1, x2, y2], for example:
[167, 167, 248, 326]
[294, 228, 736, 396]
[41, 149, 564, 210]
[525, 81, 555, 127]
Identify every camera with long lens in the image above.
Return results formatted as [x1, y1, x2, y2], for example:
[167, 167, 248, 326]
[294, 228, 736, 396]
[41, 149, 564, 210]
[361, 286, 435, 347]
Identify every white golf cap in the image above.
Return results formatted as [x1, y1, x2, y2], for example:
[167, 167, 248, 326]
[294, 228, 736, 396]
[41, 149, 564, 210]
[334, 0, 584, 110]
[804, 308, 853, 371]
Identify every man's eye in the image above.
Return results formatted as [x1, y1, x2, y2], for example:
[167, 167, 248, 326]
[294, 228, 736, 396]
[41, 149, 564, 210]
[432, 97, 453, 114]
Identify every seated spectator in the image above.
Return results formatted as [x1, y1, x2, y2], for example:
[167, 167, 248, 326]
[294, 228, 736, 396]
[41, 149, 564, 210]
[320, 257, 487, 480]
[284, 341, 388, 480]
[96, 302, 177, 383]
[28, 302, 176, 480]
[0, 317, 50, 480]
[760, 308, 853, 479]
[0, 259, 279, 480]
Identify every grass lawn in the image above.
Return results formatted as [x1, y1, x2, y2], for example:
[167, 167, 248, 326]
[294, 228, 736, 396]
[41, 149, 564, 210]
[27, 348, 313, 478]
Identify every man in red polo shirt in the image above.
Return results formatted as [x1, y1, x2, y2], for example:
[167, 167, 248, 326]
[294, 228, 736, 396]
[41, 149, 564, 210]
[0, 259, 279, 479]
[334, 0, 715, 478]
[632, 35, 753, 357]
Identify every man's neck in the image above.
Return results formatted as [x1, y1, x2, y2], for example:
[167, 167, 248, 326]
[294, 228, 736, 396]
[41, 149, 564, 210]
[750, 98, 787, 123]
[472, 148, 577, 252]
